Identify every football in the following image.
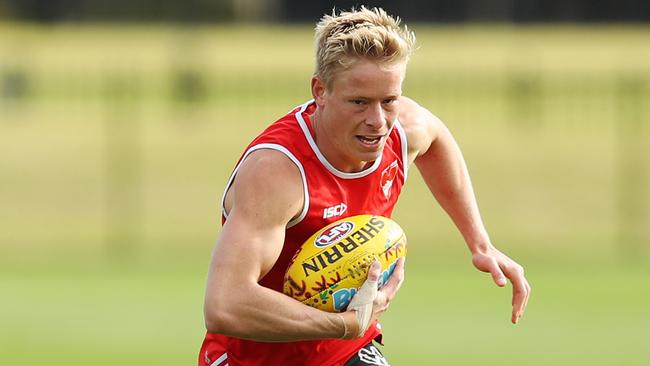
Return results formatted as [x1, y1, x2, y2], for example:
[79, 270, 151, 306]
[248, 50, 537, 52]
[283, 214, 407, 312]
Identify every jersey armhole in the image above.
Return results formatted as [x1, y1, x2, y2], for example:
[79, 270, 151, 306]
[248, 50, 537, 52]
[221, 143, 310, 229]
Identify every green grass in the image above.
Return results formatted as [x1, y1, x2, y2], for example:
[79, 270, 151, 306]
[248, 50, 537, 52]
[0, 23, 649, 365]
[0, 266, 204, 365]
[2, 255, 648, 365]
[383, 268, 650, 365]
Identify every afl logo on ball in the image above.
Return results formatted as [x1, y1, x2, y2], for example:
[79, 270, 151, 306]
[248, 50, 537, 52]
[314, 221, 355, 248]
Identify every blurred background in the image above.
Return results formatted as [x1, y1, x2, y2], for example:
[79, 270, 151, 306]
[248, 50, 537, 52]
[0, 1, 648, 365]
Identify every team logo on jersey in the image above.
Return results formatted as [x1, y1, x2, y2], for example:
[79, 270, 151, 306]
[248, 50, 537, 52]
[380, 160, 399, 199]
[314, 221, 355, 248]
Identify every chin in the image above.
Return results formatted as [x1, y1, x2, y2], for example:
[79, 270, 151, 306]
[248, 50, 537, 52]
[357, 150, 383, 163]
[348, 141, 385, 167]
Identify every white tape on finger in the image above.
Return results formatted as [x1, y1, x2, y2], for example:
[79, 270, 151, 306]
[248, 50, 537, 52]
[348, 276, 378, 337]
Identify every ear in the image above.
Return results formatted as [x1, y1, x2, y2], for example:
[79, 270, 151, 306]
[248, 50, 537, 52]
[311, 76, 327, 106]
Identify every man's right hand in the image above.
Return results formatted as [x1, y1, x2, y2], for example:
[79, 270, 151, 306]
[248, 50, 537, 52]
[341, 257, 406, 339]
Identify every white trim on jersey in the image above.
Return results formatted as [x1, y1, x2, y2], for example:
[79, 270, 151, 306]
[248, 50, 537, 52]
[220, 143, 310, 229]
[394, 120, 409, 182]
[294, 100, 385, 179]
[210, 352, 228, 366]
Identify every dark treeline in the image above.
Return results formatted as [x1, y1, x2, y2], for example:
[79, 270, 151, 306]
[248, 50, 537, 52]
[0, 0, 648, 22]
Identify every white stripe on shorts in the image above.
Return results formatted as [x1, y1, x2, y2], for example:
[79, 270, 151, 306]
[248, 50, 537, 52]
[210, 352, 228, 366]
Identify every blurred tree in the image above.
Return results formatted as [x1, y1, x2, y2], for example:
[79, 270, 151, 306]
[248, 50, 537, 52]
[1, 68, 29, 101]
[0, 0, 648, 22]
[283, 0, 650, 22]
[616, 77, 649, 262]
[233, 0, 281, 21]
[1, 0, 233, 22]
[10, 0, 65, 22]
[172, 69, 206, 105]
[507, 71, 542, 130]
[103, 75, 143, 260]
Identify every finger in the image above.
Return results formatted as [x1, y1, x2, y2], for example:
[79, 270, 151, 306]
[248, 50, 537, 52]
[523, 281, 531, 311]
[519, 280, 531, 318]
[511, 284, 523, 323]
[367, 259, 381, 282]
[378, 257, 405, 299]
[510, 274, 530, 324]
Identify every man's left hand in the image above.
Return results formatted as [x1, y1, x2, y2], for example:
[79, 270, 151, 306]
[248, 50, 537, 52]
[471, 246, 531, 324]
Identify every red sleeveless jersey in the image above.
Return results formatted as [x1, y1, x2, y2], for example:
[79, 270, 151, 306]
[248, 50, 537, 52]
[199, 100, 408, 366]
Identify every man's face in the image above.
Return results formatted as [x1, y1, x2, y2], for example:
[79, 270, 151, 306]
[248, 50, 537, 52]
[312, 59, 405, 172]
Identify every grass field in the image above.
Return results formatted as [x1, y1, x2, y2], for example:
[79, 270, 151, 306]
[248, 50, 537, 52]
[1, 23, 649, 365]
[2, 259, 648, 365]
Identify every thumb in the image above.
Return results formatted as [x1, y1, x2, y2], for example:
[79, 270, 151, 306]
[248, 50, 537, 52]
[486, 258, 507, 287]
[366, 260, 381, 283]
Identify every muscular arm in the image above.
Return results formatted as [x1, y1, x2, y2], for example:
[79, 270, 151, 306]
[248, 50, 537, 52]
[204, 150, 358, 341]
[403, 100, 490, 253]
[399, 97, 531, 324]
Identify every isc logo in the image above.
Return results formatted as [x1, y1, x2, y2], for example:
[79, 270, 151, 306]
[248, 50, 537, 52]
[323, 202, 347, 219]
[314, 221, 354, 248]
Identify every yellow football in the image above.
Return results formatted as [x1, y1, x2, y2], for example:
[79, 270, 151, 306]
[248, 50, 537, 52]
[283, 215, 407, 312]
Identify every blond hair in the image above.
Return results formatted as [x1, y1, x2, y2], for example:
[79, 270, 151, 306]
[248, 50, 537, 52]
[314, 6, 416, 88]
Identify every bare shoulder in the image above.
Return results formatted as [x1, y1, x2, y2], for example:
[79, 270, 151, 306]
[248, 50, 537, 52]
[209, 148, 304, 289]
[397, 96, 445, 163]
[226, 148, 304, 227]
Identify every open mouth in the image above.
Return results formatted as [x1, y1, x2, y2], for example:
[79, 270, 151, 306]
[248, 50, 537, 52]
[356, 135, 383, 145]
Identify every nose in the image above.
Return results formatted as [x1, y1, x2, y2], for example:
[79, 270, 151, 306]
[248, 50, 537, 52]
[364, 102, 386, 130]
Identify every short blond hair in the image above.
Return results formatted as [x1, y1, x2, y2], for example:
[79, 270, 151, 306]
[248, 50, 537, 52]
[314, 6, 416, 88]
